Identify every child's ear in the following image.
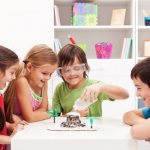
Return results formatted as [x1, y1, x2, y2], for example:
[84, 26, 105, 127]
[26, 62, 32, 73]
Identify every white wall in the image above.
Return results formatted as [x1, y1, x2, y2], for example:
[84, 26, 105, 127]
[0, 0, 53, 60]
[0, 0, 136, 119]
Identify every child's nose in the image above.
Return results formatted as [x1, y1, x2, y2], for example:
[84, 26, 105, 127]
[136, 91, 140, 97]
[45, 75, 51, 80]
[12, 74, 16, 80]
[69, 69, 76, 75]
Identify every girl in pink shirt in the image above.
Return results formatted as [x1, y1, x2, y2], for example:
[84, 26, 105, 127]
[4, 44, 57, 123]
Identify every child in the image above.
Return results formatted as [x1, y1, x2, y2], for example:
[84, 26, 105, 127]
[123, 57, 150, 140]
[52, 44, 129, 117]
[0, 45, 24, 150]
[4, 44, 57, 123]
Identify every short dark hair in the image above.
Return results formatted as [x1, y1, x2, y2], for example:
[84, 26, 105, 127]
[131, 57, 150, 87]
[0, 45, 19, 74]
[57, 44, 90, 78]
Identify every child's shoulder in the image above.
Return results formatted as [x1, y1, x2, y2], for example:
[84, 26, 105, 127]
[15, 76, 29, 86]
[86, 79, 101, 85]
[56, 81, 65, 88]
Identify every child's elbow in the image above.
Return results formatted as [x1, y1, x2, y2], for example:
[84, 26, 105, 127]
[123, 112, 131, 125]
[122, 91, 129, 99]
[123, 112, 128, 124]
[131, 126, 137, 139]
[23, 115, 35, 123]
[131, 126, 141, 139]
[131, 123, 150, 140]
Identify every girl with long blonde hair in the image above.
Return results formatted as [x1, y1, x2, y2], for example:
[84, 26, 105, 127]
[4, 44, 57, 123]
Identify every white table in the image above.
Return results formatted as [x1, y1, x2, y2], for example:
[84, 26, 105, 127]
[11, 117, 137, 150]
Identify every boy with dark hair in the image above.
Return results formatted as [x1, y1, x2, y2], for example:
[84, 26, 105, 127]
[123, 57, 150, 140]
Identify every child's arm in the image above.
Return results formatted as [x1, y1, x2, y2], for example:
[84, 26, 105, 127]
[131, 118, 150, 140]
[0, 124, 24, 144]
[123, 109, 145, 125]
[15, 77, 50, 122]
[80, 83, 129, 101]
[6, 122, 16, 132]
[0, 135, 11, 144]
[6, 121, 27, 132]
[12, 114, 28, 125]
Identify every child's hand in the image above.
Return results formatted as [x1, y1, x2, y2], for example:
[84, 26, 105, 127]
[18, 120, 28, 125]
[6, 122, 17, 132]
[13, 114, 28, 125]
[15, 124, 24, 131]
[43, 81, 48, 91]
[10, 124, 24, 137]
[145, 138, 150, 142]
[75, 107, 89, 117]
[80, 83, 101, 102]
[7, 120, 27, 133]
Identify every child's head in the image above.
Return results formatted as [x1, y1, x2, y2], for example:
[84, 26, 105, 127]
[23, 44, 57, 86]
[131, 57, 150, 106]
[57, 44, 89, 87]
[0, 45, 19, 90]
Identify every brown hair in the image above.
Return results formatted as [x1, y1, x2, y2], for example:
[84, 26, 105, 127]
[4, 44, 57, 122]
[0, 108, 5, 131]
[0, 45, 19, 74]
[58, 44, 89, 79]
[131, 57, 150, 87]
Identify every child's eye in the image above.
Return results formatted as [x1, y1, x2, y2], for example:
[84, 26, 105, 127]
[73, 66, 81, 71]
[63, 68, 71, 73]
[11, 72, 15, 75]
[42, 72, 48, 75]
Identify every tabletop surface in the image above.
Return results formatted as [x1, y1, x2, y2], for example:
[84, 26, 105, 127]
[12, 117, 133, 139]
[11, 117, 138, 150]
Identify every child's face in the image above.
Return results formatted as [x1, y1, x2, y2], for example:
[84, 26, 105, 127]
[29, 63, 57, 88]
[133, 77, 150, 107]
[0, 62, 19, 90]
[60, 57, 86, 89]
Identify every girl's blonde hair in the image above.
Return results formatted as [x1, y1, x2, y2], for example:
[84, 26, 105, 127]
[24, 44, 57, 67]
[4, 44, 57, 122]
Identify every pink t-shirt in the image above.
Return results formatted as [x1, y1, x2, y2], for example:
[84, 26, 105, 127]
[14, 88, 42, 116]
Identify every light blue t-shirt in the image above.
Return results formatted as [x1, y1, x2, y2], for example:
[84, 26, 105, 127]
[141, 107, 150, 119]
